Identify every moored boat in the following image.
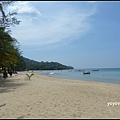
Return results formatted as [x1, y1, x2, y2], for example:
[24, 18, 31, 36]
[92, 69, 99, 71]
[83, 71, 90, 74]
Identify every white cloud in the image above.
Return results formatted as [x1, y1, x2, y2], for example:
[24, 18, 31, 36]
[10, 2, 96, 48]
[7, 1, 41, 21]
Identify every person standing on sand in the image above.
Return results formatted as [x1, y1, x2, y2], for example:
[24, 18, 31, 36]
[9, 70, 13, 77]
[3, 68, 7, 79]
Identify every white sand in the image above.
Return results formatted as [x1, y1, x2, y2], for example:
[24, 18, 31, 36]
[0, 71, 120, 119]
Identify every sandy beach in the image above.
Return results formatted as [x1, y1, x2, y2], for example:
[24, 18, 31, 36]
[0, 71, 120, 119]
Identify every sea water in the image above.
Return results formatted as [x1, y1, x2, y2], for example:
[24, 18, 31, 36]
[34, 68, 120, 84]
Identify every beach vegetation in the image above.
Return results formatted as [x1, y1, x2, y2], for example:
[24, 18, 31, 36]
[26, 73, 34, 80]
[0, 1, 21, 78]
[16, 56, 74, 71]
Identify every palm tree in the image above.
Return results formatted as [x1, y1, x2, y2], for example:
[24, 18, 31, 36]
[0, 1, 21, 64]
[0, 28, 21, 57]
[0, 1, 21, 78]
[0, 27, 21, 78]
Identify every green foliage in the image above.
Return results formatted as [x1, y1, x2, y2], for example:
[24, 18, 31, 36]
[26, 73, 34, 80]
[15, 56, 74, 71]
[22, 56, 74, 70]
[0, 1, 21, 72]
[15, 56, 26, 71]
[0, 27, 21, 69]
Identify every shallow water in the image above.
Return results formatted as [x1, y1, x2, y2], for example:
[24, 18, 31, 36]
[34, 68, 120, 84]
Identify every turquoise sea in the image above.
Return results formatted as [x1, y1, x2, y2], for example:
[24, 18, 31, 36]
[34, 68, 120, 84]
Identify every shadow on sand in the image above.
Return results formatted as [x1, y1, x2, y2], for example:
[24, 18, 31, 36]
[0, 77, 27, 93]
[0, 103, 6, 107]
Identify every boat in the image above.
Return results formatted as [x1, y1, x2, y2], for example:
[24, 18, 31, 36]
[83, 71, 90, 74]
[75, 70, 85, 72]
[92, 69, 99, 71]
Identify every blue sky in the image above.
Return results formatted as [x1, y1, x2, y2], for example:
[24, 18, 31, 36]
[7, 1, 120, 69]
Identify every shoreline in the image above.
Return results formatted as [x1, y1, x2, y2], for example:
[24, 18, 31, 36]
[33, 70, 120, 85]
[0, 71, 120, 118]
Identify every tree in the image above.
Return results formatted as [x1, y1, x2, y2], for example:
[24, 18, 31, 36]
[15, 56, 27, 71]
[0, 1, 21, 78]
[0, 1, 20, 31]
[0, 27, 21, 76]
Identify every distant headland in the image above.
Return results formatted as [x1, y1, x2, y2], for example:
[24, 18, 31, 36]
[15, 56, 74, 71]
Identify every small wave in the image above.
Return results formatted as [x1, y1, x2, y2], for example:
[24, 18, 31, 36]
[50, 72, 54, 75]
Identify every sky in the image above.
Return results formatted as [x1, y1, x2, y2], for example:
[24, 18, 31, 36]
[6, 1, 120, 69]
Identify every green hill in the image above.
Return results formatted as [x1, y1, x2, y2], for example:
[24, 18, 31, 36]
[16, 56, 74, 71]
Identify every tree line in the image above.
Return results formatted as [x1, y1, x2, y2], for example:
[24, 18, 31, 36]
[15, 56, 74, 71]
